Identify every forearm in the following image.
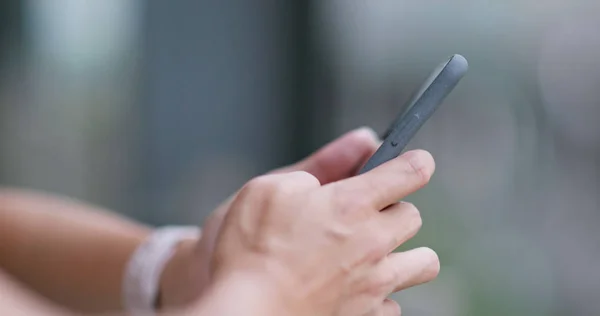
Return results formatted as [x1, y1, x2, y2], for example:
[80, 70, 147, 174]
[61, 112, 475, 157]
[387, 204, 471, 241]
[0, 268, 74, 316]
[1, 268, 285, 316]
[0, 189, 289, 316]
[0, 188, 151, 313]
[179, 273, 290, 316]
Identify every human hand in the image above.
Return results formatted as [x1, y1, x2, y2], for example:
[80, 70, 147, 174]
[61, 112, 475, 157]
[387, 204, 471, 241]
[203, 149, 439, 316]
[159, 127, 380, 308]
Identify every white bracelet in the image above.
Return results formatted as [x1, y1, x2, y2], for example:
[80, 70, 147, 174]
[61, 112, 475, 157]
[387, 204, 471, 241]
[123, 226, 201, 316]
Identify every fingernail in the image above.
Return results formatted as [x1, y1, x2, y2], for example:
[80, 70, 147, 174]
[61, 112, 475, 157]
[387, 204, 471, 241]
[355, 126, 380, 142]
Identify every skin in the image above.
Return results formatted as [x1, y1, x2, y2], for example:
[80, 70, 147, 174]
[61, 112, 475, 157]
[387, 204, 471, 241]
[198, 149, 439, 316]
[0, 127, 440, 315]
[0, 127, 380, 313]
[160, 127, 388, 307]
[0, 189, 152, 312]
[0, 269, 72, 316]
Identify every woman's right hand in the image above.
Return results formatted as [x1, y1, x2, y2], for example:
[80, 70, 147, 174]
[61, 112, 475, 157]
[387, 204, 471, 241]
[203, 149, 440, 316]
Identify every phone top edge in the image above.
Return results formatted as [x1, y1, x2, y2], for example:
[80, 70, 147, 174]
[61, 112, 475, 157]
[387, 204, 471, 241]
[379, 55, 460, 139]
[359, 54, 469, 174]
[446, 54, 469, 78]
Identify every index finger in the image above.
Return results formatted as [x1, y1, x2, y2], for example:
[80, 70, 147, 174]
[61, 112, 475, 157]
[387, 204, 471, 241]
[326, 150, 435, 211]
[271, 127, 379, 184]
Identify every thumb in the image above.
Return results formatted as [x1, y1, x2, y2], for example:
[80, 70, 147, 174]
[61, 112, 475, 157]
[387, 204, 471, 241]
[273, 127, 380, 184]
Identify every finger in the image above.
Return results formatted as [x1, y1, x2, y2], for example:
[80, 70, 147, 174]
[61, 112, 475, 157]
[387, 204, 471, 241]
[203, 133, 357, 237]
[364, 299, 401, 316]
[377, 202, 423, 252]
[274, 170, 322, 191]
[271, 127, 379, 184]
[328, 149, 435, 211]
[243, 171, 321, 198]
[383, 299, 402, 316]
[372, 247, 440, 294]
[357, 139, 384, 173]
[216, 127, 377, 212]
[198, 172, 318, 269]
[361, 299, 401, 316]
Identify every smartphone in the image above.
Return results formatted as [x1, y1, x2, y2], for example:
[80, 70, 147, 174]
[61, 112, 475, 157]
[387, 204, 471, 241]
[358, 54, 468, 174]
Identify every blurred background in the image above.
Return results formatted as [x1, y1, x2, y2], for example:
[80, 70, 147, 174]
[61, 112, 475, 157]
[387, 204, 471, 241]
[1, 1, 599, 315]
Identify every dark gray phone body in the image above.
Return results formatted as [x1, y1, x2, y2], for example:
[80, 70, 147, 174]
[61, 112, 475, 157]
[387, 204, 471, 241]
[358, 54, 468, 174]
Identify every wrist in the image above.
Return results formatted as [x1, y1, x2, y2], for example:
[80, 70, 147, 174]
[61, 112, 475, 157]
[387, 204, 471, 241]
[158, 237, 205, 310]
[187, 272, 292, 316]
[123, 226, 201, 315]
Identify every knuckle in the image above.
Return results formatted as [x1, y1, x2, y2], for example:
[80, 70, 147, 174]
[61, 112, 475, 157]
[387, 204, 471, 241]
[364, 262, 398, 298]
[270, 179, 310, 201]
[332, 187, 366, 216]
[366, 274, 394, 298]
[292, 170, 319, 184]
[271, 171, 318, 200]
[270, 183, 293, 201]
[405, 150, 434, 183]
[244, 175, 277, 194]
[285, 171, 321, 194]
[353, 197, 373, 213]
[366, 231, 391, 261]
[407, 163, 428, 184]
[238, 175, 282, 208]
[389, 263, 402, 289]
[355, 226, 389, 266]
[361, 176, 388, 209]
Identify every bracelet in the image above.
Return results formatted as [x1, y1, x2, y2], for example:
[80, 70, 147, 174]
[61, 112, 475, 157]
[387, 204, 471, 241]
[123, 226, 201, 316]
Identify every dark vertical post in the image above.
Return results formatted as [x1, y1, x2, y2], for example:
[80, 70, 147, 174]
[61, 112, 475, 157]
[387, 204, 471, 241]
[286, 0, 335, 161]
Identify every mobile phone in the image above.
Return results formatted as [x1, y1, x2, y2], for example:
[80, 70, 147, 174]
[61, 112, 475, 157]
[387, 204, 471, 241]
[358, 54, 468, 174]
